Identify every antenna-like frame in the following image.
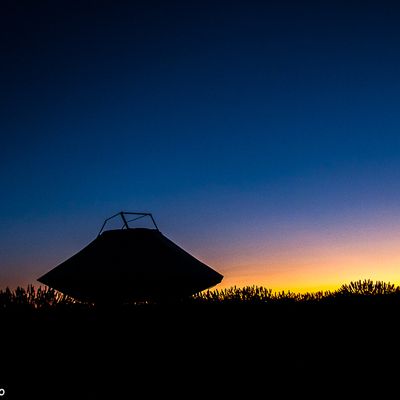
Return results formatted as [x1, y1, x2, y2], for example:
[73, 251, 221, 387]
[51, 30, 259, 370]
[98, 211, 159, 236]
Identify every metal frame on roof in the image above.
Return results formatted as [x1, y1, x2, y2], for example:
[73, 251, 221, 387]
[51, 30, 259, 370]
[98, 211, 159, 236]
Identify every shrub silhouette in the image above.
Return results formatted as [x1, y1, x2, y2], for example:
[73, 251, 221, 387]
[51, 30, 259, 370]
[194, 285, 331, 303]
[0, 285, 80, 310]
[337, 279, 400, 296]
[194, 279, 400, 304]
[0, 279, 399, 310]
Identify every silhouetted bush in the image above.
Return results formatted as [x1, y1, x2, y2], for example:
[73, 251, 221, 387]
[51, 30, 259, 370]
[0, 279, 399, 310]
[0, 285, 84, 311]
[336, 280, 400, 296]
[194, 279, 400, 304]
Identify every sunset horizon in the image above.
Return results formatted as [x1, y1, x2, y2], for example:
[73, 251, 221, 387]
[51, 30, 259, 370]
[3, 1, 400, 299]
[3, 1, 400, 396]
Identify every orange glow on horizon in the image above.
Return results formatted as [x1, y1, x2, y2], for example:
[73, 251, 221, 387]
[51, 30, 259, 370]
[206, 224, 400, 294]
[4, 219, 400, 295]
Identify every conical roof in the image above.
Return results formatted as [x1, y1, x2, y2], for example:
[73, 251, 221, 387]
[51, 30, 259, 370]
[37, 212, 223, 303]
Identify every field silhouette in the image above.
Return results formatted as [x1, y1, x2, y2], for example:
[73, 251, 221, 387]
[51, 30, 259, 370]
[0, 279, 399, 309]
[0, 280, 397, 398]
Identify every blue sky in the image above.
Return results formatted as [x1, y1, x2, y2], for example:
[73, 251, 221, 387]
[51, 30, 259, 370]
[1, 1, 400, 290]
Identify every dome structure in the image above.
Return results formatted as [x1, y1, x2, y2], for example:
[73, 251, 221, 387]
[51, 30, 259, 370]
[37, 212, 223, 303]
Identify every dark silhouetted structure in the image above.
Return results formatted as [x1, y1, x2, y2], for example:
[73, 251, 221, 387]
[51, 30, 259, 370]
[37, 212, 223, 303]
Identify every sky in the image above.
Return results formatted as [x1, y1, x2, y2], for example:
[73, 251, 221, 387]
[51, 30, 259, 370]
[1, 0, 400, 293]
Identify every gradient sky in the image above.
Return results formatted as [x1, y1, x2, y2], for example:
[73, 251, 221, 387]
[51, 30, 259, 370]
[1, 0, 400, 292]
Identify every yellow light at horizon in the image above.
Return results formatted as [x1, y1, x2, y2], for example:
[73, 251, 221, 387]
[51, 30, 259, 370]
[209, 228, 400, 294]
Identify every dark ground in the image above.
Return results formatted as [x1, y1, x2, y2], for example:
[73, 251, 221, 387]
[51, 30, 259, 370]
[0, 302, 398, 398]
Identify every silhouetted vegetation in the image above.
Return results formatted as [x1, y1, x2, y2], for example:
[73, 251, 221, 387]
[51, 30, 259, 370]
[0, 285, 84, 310]
[194, 279, 400, 304]
[1, 279, 400, 310]
[1, 280, 397, 398]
